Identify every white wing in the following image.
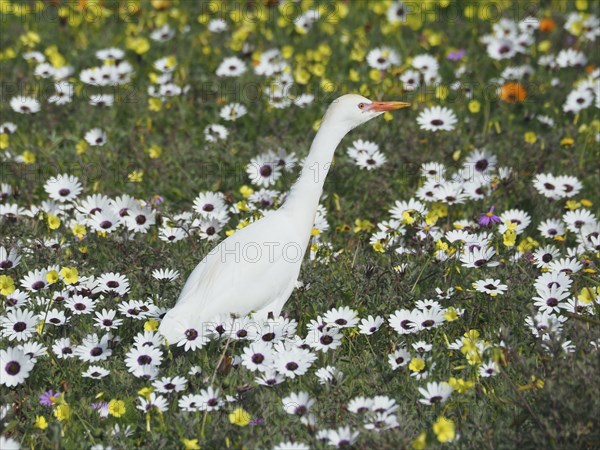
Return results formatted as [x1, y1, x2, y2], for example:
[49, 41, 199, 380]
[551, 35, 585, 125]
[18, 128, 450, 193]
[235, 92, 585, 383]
[159, 210, 306, 342]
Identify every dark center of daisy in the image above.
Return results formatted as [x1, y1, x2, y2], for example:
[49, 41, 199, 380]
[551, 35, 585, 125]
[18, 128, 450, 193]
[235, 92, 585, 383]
[400, 320, 413, 329]
[430, 395, 442, 403]
[90, 347, 103, 357]
[62, 347, 73, 354]
[285, 362, 299, 371]
[91, 371, 100, 377]
[5, 361, 21, 375]
[484, 284, 496, 290]
[262, 332, 275, 342]
[546, 297, 558, 307]
[13, 322, 27, 332]
[185, 329, 198, 340]
[0, 260, 13, 269]
[207, 398, 218, 406]
[95, 137, 103, 144]
[237, 329, 248, 338]
[137, 355, 152, 365]
[499, 45, 510, 54]
[206, 226, 215, 235]
[431, 119, 444, 126]
[165, 383, 175, 390]
[135, 215, 146, 225]
[422, 319, 435, 327]
[295, 405, 307, 415]
[202, 204, 214, 212]
[100, 220, 112, 229]
[259, 165, 272, 177]
[50, 318, 60, 324]
[542, 253, 553, 263]
[58, 188, 71, 196]
[475, 160, 488, 171]
[544, 183, 555, 190]
[103, 319, 113, 326]
[107, 281, 119, 288]
[320, 335, 334, 345]
[252, 354, 264, 364]
[377, 57, 386, 64]
[474, 259, 487, 267]
[32, 281, 46, 290]
[395, 356, 405, 364]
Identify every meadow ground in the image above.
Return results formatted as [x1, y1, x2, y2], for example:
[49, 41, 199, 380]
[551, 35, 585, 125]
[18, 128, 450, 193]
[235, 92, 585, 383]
[1, 1, 599, 449]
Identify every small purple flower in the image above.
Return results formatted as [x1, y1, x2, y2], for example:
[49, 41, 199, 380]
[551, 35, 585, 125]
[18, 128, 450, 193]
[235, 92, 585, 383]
[447, 49, 466, 62]
[249, 417, 264, 426]
[479, 206, 500, 227]
[91, 401, 109, 418]
[39, 390, 60, 406]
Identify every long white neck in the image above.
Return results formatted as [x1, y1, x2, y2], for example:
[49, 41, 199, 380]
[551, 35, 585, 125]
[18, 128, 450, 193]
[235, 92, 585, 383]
[281, 117, 350, 246]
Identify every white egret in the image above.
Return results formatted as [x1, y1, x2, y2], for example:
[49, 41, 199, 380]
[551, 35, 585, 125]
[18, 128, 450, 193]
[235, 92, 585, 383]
[159, 94, 410, 343]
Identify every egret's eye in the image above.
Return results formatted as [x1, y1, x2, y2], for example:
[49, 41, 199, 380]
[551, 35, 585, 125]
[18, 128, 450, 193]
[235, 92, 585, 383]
[358, 102, 365, 110]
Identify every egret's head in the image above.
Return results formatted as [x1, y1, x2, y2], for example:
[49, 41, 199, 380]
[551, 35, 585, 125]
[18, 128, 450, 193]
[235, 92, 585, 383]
[324, 94, 411, 131]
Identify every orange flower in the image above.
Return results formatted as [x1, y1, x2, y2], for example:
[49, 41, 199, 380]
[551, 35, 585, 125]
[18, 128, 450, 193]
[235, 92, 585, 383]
[539, 18, 556, 33]
[499, 82, 527, 103]
[585, 65, 596, 74]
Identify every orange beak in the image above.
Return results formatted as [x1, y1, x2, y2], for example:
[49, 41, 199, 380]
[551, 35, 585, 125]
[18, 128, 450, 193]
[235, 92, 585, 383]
[367, 101, 411, 112]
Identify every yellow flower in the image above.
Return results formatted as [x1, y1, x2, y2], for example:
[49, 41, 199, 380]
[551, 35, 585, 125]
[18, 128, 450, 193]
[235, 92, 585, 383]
[576, 0, 588, 10]
[409, 358, 425, 373]
[565, 199, 581, 210]
[524, 131, 537, 144]
[580, 198, 593, 207]
[182, 438, 201, 450]
[412, 432, 427, 450]
[35, 415, 48, 430]
[144, 319, 159, 331]
[54, 404, 71, 422]
[402, 210, 416, 225]
[238, 185, 253, 199]
[76, 140, 88, 155]
[578, 287, 597, 305]
[537, 40, 552, 53]
[0, 133, 8, 149]
[229, 407, 251, 426]
[148, 145, 162, 159]
[443, 307, 459, 322]
[354, 219, 374, 233]
[46, 270, 59, 285]
[72, 223, 87, 240]
[436, 85, 448, 100]
[448, 377, 474, 394]
[20, 31, 41, 47]
[503, 229, 517, 247]
[149, 98, 162, 112]
[108, 399, 126, 418]
[47, 213, 61, 230]
[138, 387, 154, 399]
[560, 137, 574, 146]
[468, 100, 481, 113]
[21, 150, 36, 164]
[433, 417, 455, 443]
[0, 275, 16, 296]
[128, 170, 143, 182]
[125, 36, 150, 55]
[517, 237, 539, 253]
[369, 69, 382, 82]
[372, 242, 385, 253]
[60, 267, 79, 285]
